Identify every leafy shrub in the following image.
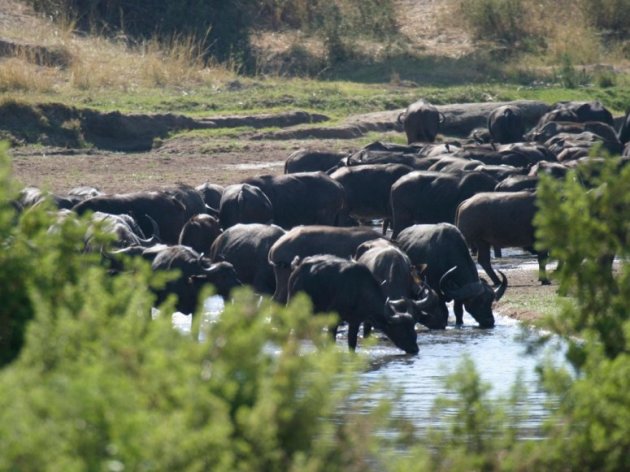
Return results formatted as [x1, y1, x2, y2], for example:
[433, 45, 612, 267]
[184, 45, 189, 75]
[0, 143, 113, 365]
[0, 144, 406, 470]
[525, 158, 630, 470]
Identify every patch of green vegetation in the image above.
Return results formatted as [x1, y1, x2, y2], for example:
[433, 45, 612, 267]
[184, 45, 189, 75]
[499, 285, 566, 322]
[4, 76, 630, 120]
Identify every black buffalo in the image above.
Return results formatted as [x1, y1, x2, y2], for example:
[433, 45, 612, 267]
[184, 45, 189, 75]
[90, 211, 159, 249]
[178, 214, 222, 255]
[396, 223, 507, 328]
[398, 99, 444, 144]
[288, 255, 419, 354]
[284, 149, 347, 174]
[195, 182, 224, 213]
[151, 245, 241, 314]
[390, 170, 498, 237]
[218, 183, 273, 229]
[242, 172, 347, 229]
[209, 223, 286, 295]
[488, 105, 525, 144]
[494, 175, 539, 193]
[354, 239, 443, 329]
[538, 101, 614, 127]
[268, 225, 385, 303]
[456, 191, 548, 285]
[329, 163, 414, 232]
[73, 191, 188, 244]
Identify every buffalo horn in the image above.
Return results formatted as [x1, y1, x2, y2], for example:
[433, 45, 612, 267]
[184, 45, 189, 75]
[411, 283, 439, 311]
[439, 265, 484, 300]
[384, 297, 415, 325]
[143, 214, 161, 242]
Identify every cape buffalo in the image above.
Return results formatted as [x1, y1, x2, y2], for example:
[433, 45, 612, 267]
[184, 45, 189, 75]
[163, 184, 211, 220]
[456, 191, 549, 284]
[354, 239, 443, 329]
[242, 172, 347, 229]
[151, 245, 242, 314]
[284, 149, 347, 174]
[396, 223, 507, 328]
[618, 109, 630, 145]
[398, 99, 444, 144]
[218, 183, 273, 229]
[72, 191, 188, 244]
[488, 105, 525, 144]
[268, 225, 384, 303]
[178, 214, 222, 255]
[329, 163, 414, 232]
[538, 101, 614, 127]
[390, 170, 498, 237]
[209, 223, 286, 295]
[90, 211, 159, 249]
[195, 182, 224, 213]
[288, 255, 419, 354]
[494, 175, 539, 193]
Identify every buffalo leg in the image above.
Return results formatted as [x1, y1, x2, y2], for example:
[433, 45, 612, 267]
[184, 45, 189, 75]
[348, 322, 360, 351]
[493, 246, 502, 258]
[382, 218, 390, 235]
[272, 265, 291, 303]
[454, 300, 464, 325]
[477, 241, 501, 285]
[330, 324, 339, 343]
[363, 322, 372, 338]
[537, 251, 550, 285]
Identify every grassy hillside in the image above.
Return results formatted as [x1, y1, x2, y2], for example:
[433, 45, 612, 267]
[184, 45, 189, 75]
[0, 0, 628, 119]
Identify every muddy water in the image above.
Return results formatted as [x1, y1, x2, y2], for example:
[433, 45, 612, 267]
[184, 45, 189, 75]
[173, 290, 564, 438]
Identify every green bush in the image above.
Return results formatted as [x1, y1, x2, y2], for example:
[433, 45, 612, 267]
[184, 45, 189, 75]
[0, 144, 408, 470]
[0, 142, 115, 366]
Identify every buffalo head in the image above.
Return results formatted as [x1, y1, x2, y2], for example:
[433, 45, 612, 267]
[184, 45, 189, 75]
[191, 260, 243, 299]
[439, 266, 507, 328]
[382, 299, 419, 354]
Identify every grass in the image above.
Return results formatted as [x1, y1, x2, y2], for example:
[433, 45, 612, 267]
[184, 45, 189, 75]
[4, 78, 630, 121]
[499, 287, 564, 322]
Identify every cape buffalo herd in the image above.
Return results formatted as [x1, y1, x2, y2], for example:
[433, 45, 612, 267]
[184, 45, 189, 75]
[21, 99, 630, 353]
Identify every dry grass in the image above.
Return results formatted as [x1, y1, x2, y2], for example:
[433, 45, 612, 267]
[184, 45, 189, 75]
[0, 0, 236, 93]
[0, 58, 56, 92]
[444, 0, 623, 66]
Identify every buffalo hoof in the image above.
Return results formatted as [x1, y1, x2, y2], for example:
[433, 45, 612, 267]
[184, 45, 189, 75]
[540, 279, 551, 286]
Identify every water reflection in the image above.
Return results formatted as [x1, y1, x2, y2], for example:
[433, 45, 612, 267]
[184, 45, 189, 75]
[357, 309, 563, 438]
[170, 294, 563, 438]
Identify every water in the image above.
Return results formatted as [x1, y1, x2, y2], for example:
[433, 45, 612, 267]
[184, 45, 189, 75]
[356, 309, 561, 437]
[170, 293, 564, 438]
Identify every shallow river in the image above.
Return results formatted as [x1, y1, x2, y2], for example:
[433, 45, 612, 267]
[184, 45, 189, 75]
[173, 283, 565, 438]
